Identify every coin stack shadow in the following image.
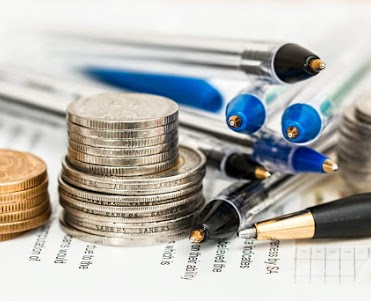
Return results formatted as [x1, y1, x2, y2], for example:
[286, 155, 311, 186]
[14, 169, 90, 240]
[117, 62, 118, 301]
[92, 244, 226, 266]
[0, 149, 51, 242]
[59, 93, 206, 246]
[338, 96, 371, 192]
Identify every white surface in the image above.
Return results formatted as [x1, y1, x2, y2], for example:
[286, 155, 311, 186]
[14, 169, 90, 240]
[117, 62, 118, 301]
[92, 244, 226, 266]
[0, 1, 371, 299]
[0, 99, 371, 301]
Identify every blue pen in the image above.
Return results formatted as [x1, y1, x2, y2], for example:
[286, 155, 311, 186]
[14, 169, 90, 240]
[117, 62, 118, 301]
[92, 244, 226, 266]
[281, 52, 371, 144]
[225, 82, 302, 134]
[252, 132, 338, 174]
[84, 67, 224, 113]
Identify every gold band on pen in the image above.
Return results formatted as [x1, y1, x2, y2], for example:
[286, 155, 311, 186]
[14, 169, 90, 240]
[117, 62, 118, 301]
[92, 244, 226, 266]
[254, 209, 315, 240]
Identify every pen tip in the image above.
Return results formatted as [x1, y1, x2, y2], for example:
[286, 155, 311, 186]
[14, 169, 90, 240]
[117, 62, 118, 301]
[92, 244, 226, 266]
[322, 159, 339, 173]
[228, 115, 242, 129]
[255, 167, 272, 180]
[238, 227, 257, 239]
[189, 228, 206, 243]
[286, 126, 299, 139]
[308, 58, 326, 73]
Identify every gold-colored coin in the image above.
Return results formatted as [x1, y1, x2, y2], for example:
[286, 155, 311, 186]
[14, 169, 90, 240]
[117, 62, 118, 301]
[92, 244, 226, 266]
[0, 179, 48, 202]
[0, 231, 26, 242]
[0, 149, 47, 194]
[0, 207, 51, 234]
[0, 199, 50, 223]
[0, 192, 49, 213]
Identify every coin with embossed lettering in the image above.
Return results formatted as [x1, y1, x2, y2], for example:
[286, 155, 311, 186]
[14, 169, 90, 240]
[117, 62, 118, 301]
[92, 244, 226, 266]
[67, 93, 178, 130]
[67, 121, 178, 139]
[68, 139, 178, 157]
[62, 146, 205, 194]
[68, 131, 178, 149]
[61, 197, 204, 223]
[59, 190, 203, 216]
[0, 149, 47, 193]
[67, 154, 179, 177]
[63, 209, 199, 236]
[58, 176, 202, 206]
[67, 146, 178, 166]
[60, 217, 188, 247]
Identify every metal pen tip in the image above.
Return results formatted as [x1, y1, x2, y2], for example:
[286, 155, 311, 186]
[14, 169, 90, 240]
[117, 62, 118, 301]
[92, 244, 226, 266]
[322, 159, 339, 173]
[286, 126, 299, 139]
[228, 115, 242, 129]
[254, 167, 272, 180]
[189, 228, 206, 243]
[308, 58, 326, 72]
[238, 227, 257, 239]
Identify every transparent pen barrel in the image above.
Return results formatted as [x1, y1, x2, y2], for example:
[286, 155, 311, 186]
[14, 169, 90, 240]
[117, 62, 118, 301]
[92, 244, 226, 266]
[50, 34, 282, 82]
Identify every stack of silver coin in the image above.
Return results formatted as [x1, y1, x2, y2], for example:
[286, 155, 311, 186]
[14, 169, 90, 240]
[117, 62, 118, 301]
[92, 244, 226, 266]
[338, 96, 371, 192]
[58, 93, 206, 246]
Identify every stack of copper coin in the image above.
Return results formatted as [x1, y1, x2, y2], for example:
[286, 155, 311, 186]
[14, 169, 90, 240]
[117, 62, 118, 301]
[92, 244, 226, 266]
[59, 93, 206, 246]
[338, 96, 371, 192]
[0, 149, 51, 242]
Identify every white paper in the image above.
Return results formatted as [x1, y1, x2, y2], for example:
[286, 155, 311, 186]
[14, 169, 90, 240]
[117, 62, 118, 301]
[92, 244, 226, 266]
[0, 99, 371, 301]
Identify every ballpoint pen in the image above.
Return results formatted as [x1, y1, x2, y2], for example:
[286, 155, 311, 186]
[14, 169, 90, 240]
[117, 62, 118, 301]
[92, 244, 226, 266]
[0, 66, 253, 145]
[238, 192, 371, 240]
[252, 132, 338, 174]
[281, 50, 371, 144]
[179, 128, 270, 180]
[53, 31, 326, 84]
[84, 67, 224, 112]
[188, 131, 337, 243]
[225, 82, 302, 134]
[181, 128, 337, 175]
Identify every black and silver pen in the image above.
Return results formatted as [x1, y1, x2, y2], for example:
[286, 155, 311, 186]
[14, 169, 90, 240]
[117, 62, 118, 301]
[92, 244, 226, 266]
[189, 173, 321, 243]
[189, 131, 337, 243]
[179, 129, 270, 181]
[53, 31, 326, 84]
[238, 193, 371, 240]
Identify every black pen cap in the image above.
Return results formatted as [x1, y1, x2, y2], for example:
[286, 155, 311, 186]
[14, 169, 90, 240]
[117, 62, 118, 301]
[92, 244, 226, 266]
[274, 43, 322, 83]
[191, 199, 240, 242]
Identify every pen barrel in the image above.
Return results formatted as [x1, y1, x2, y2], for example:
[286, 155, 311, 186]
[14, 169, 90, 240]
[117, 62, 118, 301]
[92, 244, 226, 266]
[310, 193, 371, 238]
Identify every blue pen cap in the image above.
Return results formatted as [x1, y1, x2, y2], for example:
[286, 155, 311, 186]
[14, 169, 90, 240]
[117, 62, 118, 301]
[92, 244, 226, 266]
[281, 103, 322, 143]
[292, 146, 328, 173]
[225, 94, 266, 134]
[84, 67, 223, 113]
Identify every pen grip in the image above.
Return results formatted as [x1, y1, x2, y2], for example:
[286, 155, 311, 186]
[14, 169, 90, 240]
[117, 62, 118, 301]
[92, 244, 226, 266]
[310, 193, 371, 238]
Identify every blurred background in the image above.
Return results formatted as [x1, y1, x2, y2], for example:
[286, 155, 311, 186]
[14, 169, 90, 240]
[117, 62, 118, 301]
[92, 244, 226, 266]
[1, 0, 371, 64]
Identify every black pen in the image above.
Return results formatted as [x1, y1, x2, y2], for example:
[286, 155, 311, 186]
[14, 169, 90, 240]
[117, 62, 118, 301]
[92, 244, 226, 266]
[53, 31, 326, 84]
[189, 173, 318, 243]
[188, 130, 337, 243]
[179, 129, 271, 181]
[238, 193, 371, 240]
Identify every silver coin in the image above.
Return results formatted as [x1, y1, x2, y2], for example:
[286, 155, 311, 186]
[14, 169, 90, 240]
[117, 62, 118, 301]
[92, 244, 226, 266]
[68, 138, 178, 157]
[63, 146, 205, 184]
[339, 125, 370, 143]
[343, 107, 371, 132]
[58, 176, 202, 206]
[61, 198, 204, 223]
[68, 131, 178, 148]
[62, 147, 206, 193]
[337, 144, 371, 162]
[59, 190, 204, 214]
[60, 217, 188, 247]
[355, 96, 371, 124]
[68, 121, 178, 139]
[67, 93, 178, 130]
[342, 118, 371, 137]
[63, 210, 197, 236]
[67, 154, 179, 177]
[68, 147, 178, 166]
